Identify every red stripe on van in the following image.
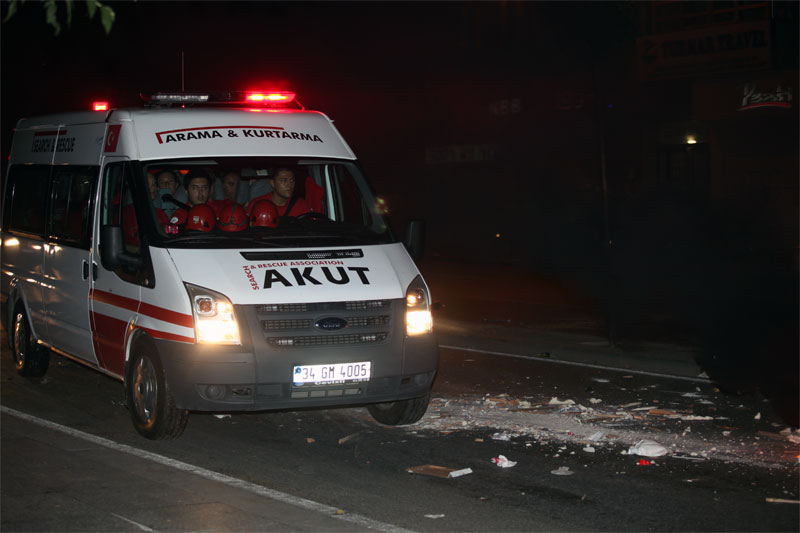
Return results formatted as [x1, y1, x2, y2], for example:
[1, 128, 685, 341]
[138, 326, 195, 344]
[91, 288, 139, 312]
[139, 301, 194, 328]
[90, 289, 193, 328]
[91, 313, 195, 376]
[91, 312, 127, 376]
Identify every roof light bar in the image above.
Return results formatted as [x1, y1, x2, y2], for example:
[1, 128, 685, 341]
[140, 90, 303, 109]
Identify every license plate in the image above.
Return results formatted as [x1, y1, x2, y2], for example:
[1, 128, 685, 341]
[293, 361, 371, 386]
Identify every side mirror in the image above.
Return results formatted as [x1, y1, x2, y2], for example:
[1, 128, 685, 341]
[100, 225, 142, 271]
[404, 219, 425, 261]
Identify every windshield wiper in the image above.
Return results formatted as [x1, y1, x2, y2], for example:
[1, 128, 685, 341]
[163, 234, 292, 247]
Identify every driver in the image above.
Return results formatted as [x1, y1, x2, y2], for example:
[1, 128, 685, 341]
[246, 167, 310, 218]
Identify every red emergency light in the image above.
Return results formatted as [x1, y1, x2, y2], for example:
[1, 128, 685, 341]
[93, 101, 109, 111]
[245, 91, 296, 103]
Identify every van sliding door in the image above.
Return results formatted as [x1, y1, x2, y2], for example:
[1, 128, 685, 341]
[42, 167, 99, 363]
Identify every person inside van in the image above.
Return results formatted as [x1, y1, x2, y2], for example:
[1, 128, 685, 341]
[185, 170, 211, 207]
[221, 170, 241, 202]
[147, 170, 158, 202]
[157, 170, 183, 216]
[246, 167, 310, 217]
[168, 170, 212, 228]
[208, 169, 240, 217]
[157, 170, 179, 195]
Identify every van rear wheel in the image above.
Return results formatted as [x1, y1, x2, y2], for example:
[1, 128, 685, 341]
[12, 307, 49, 377]
[367, 390, 431, 425]
[126, 342, 188, 440]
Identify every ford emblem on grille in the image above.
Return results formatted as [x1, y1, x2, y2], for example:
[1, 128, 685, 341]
[314, 316, 348, 331]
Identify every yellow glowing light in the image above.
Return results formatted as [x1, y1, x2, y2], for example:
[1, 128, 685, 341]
[686, 136, 697, 144]
[495, 233, 501, 238]
[406, 310, 432, 335]
[406, 294, 419, 306]
[196, 319, 240, 344]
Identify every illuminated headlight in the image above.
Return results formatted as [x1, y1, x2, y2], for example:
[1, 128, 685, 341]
[185, 283, 241, 344]
[405, 276, 433, 336]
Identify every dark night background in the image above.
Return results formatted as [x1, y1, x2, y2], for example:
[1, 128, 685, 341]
[1, 1, 798, 422]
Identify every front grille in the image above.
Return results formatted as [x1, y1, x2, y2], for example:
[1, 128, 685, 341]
[262, 319, 312, 330]
[268, 332, 388, 347]
[346, 300, 389, 310]
[258, 303, 309, 313]
[254, 299, 397, 349]
[347, 315, 391, 327]
[261, 315, 390, 331]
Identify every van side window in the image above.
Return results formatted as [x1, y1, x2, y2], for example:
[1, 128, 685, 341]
[100, 162, 151, 286]
[49, 167, 97, 249]
[2, 165, 50, 236]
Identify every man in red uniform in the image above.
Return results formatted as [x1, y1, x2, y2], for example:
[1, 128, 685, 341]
[208, 169, 241, 217]
[168, 169, 212, 227]
[246, 167, 310, 217]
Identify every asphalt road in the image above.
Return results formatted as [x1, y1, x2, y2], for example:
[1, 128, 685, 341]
[2, 321, 798, 532]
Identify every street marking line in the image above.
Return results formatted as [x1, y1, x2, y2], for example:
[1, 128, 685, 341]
[438, 344, 711, 383]
[111, 513, 156, 532]
[1, 406, 414, 533]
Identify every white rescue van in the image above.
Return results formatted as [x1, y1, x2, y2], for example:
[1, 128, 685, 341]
[1, 91, 437, 439]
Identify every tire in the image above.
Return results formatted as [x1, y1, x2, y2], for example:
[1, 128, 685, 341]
[126, 341, 188, 440]
[367, 389, 431, 426]
[12, 307, 49, 377]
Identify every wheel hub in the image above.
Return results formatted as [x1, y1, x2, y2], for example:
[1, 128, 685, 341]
[13, 314, 25, 367]
[132, 357, 157, 423]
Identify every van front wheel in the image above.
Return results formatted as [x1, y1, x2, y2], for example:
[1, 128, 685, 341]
[126, 342, 188, 440]
[12, 307, 49, 377]
[367, 390, 431, 425]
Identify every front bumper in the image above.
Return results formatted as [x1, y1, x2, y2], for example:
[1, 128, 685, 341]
[155, 298, 438, 411]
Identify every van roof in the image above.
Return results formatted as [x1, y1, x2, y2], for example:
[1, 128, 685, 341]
[14, 106, 356, 162]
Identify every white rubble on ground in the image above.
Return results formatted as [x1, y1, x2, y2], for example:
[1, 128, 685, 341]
[395, 393, 798, 470]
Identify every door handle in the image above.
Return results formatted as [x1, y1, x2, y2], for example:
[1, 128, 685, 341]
[83, 260, 89, 280]
[93, 262, 98, 281]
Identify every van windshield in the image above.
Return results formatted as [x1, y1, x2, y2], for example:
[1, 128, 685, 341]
[138, 157, 393, 248]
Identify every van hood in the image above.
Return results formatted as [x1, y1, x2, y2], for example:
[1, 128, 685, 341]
[166, 244, 416, 305]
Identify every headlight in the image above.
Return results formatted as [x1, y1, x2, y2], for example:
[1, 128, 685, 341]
[185, 283, 241, 344]
[405, 275, 432, 336]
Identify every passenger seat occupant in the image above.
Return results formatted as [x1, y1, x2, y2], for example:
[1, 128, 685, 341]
[157, 170, 182, 215]
[147, 170, 161, 208]
[146, 170, 169, 225]
[218, 203, 248, 232]
[246, 167, 310, 217]
[209, 169, 240, 217]
[169, 169, 212, 227]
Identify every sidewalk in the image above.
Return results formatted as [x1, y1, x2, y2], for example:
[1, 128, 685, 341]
[417, 257, 704, 379]
[434, 318, 705, 381]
